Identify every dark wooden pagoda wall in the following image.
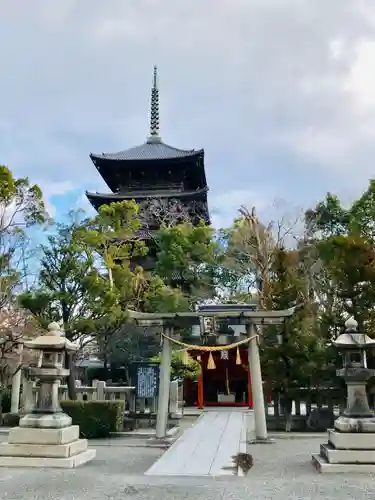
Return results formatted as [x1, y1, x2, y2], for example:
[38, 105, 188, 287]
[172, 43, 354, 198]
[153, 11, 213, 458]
[107, 157, 207, 194]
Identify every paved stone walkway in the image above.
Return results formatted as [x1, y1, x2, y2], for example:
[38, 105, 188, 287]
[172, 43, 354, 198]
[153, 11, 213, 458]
[1, 436, 375, 499]
[146, 410, 248, 477]
[1, 425, 375, 499]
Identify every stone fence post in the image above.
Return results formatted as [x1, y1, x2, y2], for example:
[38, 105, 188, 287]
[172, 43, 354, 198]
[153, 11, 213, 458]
[169, 380, 180, 418]
[93, 380, 106, 400]
[20, 373, 34, 414]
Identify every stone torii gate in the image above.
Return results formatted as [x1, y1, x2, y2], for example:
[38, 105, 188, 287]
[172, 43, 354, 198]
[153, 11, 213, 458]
[127, 305, 297, 442]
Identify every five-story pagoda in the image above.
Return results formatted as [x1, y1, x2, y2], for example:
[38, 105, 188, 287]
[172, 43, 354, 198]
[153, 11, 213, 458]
[86, 66, 210, 247]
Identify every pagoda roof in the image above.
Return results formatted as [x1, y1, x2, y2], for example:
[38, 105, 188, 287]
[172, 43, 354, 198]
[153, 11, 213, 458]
[90, 67, 203, 164]
[86, 186, 208, 202]
[90, 140, 203, 163]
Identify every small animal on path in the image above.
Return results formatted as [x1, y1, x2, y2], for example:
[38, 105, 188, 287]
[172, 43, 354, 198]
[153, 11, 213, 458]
[232, 453, 254, 474]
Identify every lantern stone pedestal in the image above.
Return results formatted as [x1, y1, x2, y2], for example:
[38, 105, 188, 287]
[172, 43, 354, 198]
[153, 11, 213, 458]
[312, 318, 375, 473]
[0, 323, 96, 468]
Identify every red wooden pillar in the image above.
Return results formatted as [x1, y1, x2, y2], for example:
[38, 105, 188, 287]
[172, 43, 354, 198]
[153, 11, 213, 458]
[197, 353, 204, 409]
[247, 368, 253, 409]
[267, 390, 273, 404]
[197, 374, 204, 408]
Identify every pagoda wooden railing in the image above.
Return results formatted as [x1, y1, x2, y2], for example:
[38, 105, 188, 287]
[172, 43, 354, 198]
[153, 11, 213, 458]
[123, 181, 184, 191]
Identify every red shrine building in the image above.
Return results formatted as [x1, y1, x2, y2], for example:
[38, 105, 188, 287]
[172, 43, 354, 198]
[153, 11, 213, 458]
[183, 304, 259, 408]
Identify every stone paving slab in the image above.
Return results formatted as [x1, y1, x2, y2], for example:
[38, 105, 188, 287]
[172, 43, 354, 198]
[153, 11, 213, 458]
[1, 432, 375, 499]
[145, 410, 248, 477]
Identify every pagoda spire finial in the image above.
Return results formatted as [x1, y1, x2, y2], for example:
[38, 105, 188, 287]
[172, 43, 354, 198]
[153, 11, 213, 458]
[147, 65, 161, 143]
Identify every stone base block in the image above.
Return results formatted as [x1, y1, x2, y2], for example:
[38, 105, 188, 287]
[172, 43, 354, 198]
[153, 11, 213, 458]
[312, 453, 375, 473]
[19, 413, 72, 429]
[0, 439, 88, 458]
[8, 425, 79, 445]
[320, 443, 375, 464]
[247, 438, 275, 445]
[334, 416, 375, 433]
[328, 429, 375, 450]
[0, 449, 96, 468]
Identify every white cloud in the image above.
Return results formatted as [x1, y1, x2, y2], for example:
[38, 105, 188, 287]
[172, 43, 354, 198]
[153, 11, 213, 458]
[344, 39, 375, 109]
[274, 127, 356, 169]
[74, 192, 96, 215]
[210, 189, 271, 229]
[36, 180, 77, 217]
[1, 0, 375, 221]
[329, 39, 345, 60]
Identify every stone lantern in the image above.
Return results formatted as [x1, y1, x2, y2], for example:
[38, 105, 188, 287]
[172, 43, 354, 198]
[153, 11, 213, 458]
[0, 323, 96, 468]
[334, 317, 375, 427]
[313, 317, 375, 473]
[20, 322, 77, 429]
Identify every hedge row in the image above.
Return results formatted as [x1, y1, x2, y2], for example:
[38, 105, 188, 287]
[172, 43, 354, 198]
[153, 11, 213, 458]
[1, 400, 125, 439]
[61, 400, 125, 438]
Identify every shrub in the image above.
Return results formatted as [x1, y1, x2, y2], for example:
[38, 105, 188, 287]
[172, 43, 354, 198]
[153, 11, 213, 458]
[60, 400, 125, 439]
[2, 413, 20, 427]
[0, 387, 11, 414]
[151, 351, 201, 381]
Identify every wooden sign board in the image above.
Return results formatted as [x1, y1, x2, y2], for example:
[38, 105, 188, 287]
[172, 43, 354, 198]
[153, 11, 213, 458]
[135, 363, 159, 399]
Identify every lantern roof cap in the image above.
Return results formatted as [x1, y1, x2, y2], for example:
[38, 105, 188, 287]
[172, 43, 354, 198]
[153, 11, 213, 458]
[25, 322, 78, 352]
[333, 333, 375, 349]
[334, 316, 375, 349]
[345, 317, 358, 331]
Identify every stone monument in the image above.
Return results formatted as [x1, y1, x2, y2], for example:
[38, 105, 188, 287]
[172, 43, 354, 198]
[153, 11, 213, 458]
[312, 317, 375, 473]
[0, 322, 96, 468]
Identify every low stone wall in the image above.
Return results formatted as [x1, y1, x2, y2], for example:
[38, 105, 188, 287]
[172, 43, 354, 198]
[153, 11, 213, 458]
[21, 380, 136, 412]
[20, 378, 183, 423]
[266, 407, 338, 432]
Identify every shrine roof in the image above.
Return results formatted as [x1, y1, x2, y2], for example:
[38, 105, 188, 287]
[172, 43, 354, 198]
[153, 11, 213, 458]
[90, 140, 203, 163]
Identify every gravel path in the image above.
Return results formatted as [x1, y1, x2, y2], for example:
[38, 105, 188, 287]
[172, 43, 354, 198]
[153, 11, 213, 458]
[0, 432, 375, 499]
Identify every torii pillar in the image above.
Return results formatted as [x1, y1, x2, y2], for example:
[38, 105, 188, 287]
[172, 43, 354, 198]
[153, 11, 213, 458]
[247, 323, 270, 442]
[10, 341, 24, 414]
[155, 326, 173, 440]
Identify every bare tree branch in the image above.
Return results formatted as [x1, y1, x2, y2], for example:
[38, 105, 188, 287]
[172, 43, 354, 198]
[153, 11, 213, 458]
[222, 202, 303, 308]
[138, 197, 206, 230]
[0, 306, 42, 385]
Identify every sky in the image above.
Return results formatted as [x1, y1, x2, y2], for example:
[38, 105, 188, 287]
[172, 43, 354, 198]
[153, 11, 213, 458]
[1, 1, 375, 229]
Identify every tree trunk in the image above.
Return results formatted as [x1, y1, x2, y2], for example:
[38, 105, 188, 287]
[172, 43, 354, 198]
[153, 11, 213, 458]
[65, 354, 76, 400]
[124, 367, 131, 386]
[102, 335, 109, 380]
[281, 392, 293, 432]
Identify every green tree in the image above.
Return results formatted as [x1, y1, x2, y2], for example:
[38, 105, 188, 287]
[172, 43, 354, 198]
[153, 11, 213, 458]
[219, 206, 301, 307]
[18, 212, 124, 398]
[261, 248, 333, 430]
[0, 165, 49, 308]
[262, 249, 329, 386]
[306, 181, 375, 337]
[317, 234, 375, 334]
[78, 201, 191, 376]
[305, 193, 350, 239]
[77, 200, 147, 289]
[349, 180, 375, 240]
[0, 166, 48, 389]
[151, 350, 201, 381]
[154, 221, 217, 305]
[99, 324, 160, 383]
